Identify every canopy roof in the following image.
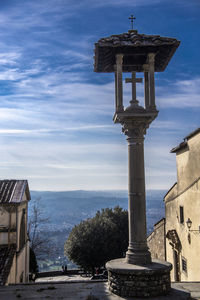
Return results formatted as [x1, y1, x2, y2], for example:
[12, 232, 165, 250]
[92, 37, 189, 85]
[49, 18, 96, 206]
[94, 30, 180, 73]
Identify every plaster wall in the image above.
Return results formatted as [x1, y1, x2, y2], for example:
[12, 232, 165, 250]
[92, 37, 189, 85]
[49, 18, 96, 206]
[15, 200, 29, 283]
[0, 207, 16, 228]
[9, 232, 16, 244]
[6, 254, 16, 285]
[0, 231, 15, 244]
[16, 243, 29, 283]
[11, 210, 16, 228]
[0, 207, 17, 245]
[16, 202, 27, 252]
[0, 208, 9, 227]
[0, 232, 8, 244]
[26, 240, 30, 282]
[165, 177, 200, 282]
[176, 134, 200, 192]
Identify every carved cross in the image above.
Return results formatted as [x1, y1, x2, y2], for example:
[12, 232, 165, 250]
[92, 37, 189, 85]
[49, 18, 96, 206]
[129, 14, 136, 30]
[125, 72, 143, 102]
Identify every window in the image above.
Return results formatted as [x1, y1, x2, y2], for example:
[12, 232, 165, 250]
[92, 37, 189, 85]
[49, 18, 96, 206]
[180, 206, 184, 224]
[182, 257, 187, 274]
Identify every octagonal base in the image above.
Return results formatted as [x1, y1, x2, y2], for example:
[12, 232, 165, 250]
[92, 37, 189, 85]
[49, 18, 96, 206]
[106, 258, 172, 298]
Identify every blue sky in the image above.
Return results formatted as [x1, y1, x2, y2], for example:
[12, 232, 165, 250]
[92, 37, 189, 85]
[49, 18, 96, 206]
[0, 0, 199, 191]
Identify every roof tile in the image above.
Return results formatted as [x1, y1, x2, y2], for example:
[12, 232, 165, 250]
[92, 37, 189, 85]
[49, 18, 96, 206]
[0, 244, 16, 285]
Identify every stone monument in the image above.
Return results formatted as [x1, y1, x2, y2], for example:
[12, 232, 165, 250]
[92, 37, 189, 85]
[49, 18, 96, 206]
[94, 22, 180, 298]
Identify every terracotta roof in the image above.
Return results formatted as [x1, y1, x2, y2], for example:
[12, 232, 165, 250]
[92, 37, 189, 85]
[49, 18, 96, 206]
[0, 180, 30, 204]
[94, 30, 180, 73]
[184, 128, 200, 141]
[163, 182, 177, 200]
[171, 128, 200, 153]
[0, 244, 16, 285]
[170, 141, 187, 153]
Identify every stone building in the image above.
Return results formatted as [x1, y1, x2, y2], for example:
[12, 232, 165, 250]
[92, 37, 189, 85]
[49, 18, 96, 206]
[148, 128, 200, 282]
[0, 180, 31, 285]
[147, 218, 166, 261]
[164, 128, 200, 282]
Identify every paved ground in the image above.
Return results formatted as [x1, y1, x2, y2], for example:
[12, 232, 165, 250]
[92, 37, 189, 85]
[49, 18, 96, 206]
[35, 274, 91, 282]
[1, 279, 200, 300]
[174, 282, 200, 300]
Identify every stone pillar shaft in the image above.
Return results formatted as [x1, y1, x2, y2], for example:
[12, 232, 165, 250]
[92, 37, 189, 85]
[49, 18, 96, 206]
[114, 65, 118, 111]
[148, 53, 156, 110]
[125, 130, 151, 265]
[115, 54, 124, 112]
[144, 71, 150, 110]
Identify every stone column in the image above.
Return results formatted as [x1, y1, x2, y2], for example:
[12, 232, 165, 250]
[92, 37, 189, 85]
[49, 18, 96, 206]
[123, 121, 151, 265]
[115, 54, 124, 112]
[148, 53, 156, 111]
[114, 65, 118, 111]
[144, 71, 150, 110]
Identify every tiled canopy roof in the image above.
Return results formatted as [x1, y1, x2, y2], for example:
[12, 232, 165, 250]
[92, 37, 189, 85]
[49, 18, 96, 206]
[0, 180, 30, 204]
[94, 30, 180, 73]
[0, 244, 16, 285]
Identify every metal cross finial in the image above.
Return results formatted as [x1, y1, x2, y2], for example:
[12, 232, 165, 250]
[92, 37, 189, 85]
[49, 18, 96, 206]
[129, 14, 136, 30]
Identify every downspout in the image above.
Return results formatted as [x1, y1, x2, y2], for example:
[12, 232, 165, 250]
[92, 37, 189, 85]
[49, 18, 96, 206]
[8, 206, 11, 245]
[15, 206, 18, 283]
[164, 218, 166, 261]
[25, 203, 27, 282]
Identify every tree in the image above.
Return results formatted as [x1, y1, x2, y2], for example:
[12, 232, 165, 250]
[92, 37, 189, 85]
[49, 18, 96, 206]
[28, 198, 56, 259]
[64, 206, 128, 274]
[29, 247, 38, 274]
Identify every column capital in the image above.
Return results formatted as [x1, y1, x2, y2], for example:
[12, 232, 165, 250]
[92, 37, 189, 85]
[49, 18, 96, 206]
[143, 64, 149, 72]
[122, 118, 150, 141]
[148, 53, 156, 64]
[116, 54, 123, 64]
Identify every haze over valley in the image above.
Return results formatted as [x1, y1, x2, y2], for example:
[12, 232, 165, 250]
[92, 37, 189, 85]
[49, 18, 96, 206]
[29, 190, 166, 271]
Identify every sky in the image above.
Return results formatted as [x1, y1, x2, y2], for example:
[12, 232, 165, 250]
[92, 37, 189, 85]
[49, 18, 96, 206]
[0, 0, 199, 191]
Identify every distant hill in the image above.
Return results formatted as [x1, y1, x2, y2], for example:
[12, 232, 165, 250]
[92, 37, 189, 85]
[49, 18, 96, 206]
[29, 190, 166, 231]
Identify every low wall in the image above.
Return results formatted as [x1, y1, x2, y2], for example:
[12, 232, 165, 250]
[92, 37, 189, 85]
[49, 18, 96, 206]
[37, 269, 81, 278]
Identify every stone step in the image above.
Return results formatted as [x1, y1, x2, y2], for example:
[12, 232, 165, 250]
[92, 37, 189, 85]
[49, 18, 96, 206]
[190, 292, 200, 300]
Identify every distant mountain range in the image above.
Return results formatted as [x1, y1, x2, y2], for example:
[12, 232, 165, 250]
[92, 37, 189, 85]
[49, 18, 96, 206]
[28, 190, 166, 271]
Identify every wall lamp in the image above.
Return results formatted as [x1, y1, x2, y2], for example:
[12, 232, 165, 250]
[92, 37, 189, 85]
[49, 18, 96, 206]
[186, 218, 200, 233]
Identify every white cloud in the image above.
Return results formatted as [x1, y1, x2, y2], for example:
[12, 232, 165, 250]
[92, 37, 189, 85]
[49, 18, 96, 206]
[156, 77, 200, 108]
[88, 0, 164, 7]
[0, 0, 197, 191]
[0, 52, 21, 65]
[64, 50, 91, 62]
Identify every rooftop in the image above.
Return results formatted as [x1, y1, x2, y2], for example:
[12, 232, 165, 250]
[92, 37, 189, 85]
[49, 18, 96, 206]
[171, 128, 200, 153]
[0, 180, 30, 204]
[94, 30, 180, 73]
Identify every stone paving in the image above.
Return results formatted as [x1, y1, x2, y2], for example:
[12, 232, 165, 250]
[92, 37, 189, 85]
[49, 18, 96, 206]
[35, 274, 91, 283]
[1, 278, 200, 300]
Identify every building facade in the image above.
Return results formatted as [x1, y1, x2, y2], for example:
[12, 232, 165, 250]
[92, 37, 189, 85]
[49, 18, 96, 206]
[147, 218, 166, 261]
[0, 180, 31, 285]
[164, 128, 200, 282]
